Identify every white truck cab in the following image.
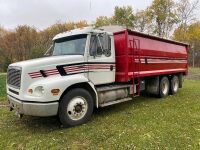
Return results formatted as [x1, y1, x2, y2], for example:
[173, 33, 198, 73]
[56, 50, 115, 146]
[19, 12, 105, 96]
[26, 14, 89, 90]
[7, 26, 121, 127]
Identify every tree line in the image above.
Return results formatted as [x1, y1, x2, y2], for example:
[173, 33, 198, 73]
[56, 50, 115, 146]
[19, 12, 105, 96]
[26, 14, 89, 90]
[0, 0, 200, 71]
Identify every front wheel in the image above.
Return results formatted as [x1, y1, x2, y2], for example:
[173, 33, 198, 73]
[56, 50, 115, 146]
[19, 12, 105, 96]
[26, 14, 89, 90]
[59, 88, 94, 127]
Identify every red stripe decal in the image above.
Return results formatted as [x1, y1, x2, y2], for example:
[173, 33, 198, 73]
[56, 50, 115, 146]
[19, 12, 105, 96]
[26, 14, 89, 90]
[31, 75, 43, 78]
[45, 68, 58, 72]
[29, 64, 116, 79]
[45, 71, 59, 74]
[28, 71, 41, 74]
[29, 72, 41, 75]
[45, 73, 59, 75]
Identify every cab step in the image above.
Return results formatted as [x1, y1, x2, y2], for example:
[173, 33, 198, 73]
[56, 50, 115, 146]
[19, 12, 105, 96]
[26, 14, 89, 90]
[99, 97, 133, 107]
[97, 84, 132, 92]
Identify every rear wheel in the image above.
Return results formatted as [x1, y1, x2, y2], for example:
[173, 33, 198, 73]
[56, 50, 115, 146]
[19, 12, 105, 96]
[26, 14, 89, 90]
[59, 88, 94, 127]
[159, 76, 170, 98]
[170, 75, 179, 95]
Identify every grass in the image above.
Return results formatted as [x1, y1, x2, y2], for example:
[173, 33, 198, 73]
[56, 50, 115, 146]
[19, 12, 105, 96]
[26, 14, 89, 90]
[0, 75, 6, 102]
[0, 68, 200, 149]
[188, 67, 200, 80]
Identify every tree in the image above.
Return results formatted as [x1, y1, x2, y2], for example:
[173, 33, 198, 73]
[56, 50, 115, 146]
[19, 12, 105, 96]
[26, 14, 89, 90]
[0, 31, 17, 62]
[173, 22, 200, 47]
[176, 0, 199, 31]
[113, 6, 135, 28]
[0, 27, 8, 38]
[173, 22, 200, 67]
[15, 25, 38, 60]
[40, 21, 88, 51]
[134, 10, 152, 33]
[0, 21, 89, 71]
[147, 0, 178, 38]
[95, 6, 135, 28]
[95, 16, 113, 27]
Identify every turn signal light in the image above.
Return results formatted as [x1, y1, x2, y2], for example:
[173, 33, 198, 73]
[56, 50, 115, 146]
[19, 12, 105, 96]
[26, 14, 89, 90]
[51, 89, 60, 96]
[28, 89, 33, 94]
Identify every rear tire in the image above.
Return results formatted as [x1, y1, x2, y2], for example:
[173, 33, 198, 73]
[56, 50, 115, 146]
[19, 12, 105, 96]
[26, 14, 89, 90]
[159, 76, 170, 98]
[59, 88, 94, 127]
[170, 75, 179, 95]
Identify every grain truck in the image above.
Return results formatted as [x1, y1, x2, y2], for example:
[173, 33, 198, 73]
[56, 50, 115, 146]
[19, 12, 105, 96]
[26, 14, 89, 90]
[7, 26, 189, 127]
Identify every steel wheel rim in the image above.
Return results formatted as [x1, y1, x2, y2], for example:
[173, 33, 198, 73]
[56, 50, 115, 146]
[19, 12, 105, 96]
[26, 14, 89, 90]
[161, 81, 168, 95]
[67, 96, 88, 121]
[173, 79, 179, 92]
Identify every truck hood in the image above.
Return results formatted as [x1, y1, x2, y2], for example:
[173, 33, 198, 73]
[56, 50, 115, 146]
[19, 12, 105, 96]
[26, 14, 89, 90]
[9, 55, 85, 69]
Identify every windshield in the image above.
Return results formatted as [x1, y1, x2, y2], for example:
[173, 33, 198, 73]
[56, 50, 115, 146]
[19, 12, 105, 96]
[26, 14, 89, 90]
[53, 34, 87, 56]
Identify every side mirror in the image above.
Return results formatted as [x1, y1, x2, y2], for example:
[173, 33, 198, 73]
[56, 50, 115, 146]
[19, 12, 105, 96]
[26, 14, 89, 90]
[102, 34, 111, 51]
[97, 46, 103, 55]
[91, 49, 96, 57]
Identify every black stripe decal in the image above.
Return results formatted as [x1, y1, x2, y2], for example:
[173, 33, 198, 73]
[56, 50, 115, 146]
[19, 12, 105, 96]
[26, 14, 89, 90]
[29, 62, 116, 78]
[142, 57, 187, 60]
[57, 62, 115, 76]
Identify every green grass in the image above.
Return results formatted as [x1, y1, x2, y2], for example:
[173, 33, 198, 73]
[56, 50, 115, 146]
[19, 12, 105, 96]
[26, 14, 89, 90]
[189, 67, 200, 74]
[0, 75, 6, 102]
[0, 80, 200, 149]
[0, 69, 200, 149]
[188, 67, 200, 80]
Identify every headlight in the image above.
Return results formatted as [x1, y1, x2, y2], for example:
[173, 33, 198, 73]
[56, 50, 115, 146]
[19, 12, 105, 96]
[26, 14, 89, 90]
[34, 86, 45, 97]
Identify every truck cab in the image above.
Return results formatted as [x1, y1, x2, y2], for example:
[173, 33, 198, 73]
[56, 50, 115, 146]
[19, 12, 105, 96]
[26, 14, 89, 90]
[7, 27, 118, 127]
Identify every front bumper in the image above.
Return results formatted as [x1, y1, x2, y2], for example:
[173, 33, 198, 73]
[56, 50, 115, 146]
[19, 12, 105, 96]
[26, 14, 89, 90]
[8, 95, 59, 117]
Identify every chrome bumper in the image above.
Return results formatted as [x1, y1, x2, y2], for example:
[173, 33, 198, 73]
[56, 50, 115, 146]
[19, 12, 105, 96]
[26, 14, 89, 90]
[8, 95, 59, 117]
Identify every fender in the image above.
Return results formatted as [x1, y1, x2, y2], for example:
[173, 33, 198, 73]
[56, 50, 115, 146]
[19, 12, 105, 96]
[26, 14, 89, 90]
[87, 81, 99, 108]
[24, 74, 99, 107]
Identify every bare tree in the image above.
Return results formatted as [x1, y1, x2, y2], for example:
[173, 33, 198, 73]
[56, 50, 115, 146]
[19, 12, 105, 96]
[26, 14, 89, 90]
[177, 0, 200, 30]
[134, 10, 152, 33]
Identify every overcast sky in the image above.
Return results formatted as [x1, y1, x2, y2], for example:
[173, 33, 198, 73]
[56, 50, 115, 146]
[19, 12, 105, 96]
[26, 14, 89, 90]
[0, 0, 153, 30]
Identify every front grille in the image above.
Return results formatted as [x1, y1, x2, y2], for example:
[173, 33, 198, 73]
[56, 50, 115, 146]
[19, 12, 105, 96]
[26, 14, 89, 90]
[7, 67, 22, 89]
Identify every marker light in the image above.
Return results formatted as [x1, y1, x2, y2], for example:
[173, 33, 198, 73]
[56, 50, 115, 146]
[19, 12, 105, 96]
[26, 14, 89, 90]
[28, 89, 33, 94]
[51, 89, 60, 96]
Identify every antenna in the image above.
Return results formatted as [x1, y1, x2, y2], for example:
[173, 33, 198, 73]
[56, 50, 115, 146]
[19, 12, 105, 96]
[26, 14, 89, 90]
[89, 0, 92, 11]
[89, 0, 94, 26]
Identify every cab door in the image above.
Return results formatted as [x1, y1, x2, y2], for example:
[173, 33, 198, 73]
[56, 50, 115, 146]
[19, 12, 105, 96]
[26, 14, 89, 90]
[87, 33, 115, 85]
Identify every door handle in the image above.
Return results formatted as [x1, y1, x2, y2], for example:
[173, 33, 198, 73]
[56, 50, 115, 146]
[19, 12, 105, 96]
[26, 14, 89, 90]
[110, 65, 114, 71]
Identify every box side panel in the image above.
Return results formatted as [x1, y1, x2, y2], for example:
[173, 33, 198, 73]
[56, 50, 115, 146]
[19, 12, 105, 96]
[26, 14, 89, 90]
[114, 30, 189, 82]
[127, 32, 188, 78]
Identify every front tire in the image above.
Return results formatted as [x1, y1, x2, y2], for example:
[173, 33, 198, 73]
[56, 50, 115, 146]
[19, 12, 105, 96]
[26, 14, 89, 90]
[159, 76, 170, 98]
[59, 88, 94, 127]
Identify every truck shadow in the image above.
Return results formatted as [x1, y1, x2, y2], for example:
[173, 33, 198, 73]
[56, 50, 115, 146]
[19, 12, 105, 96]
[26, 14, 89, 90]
[18, 93, 160, 132]
[94, 93, 158, 115]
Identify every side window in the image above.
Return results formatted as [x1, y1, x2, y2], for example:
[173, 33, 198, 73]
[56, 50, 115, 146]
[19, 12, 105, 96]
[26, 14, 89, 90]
[89, 35, 103, 56]
[103, 35, 111, 57]
[89, 34, 111, 57]
[96, 36, 103, 56]
[89, 35, 97, 56]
